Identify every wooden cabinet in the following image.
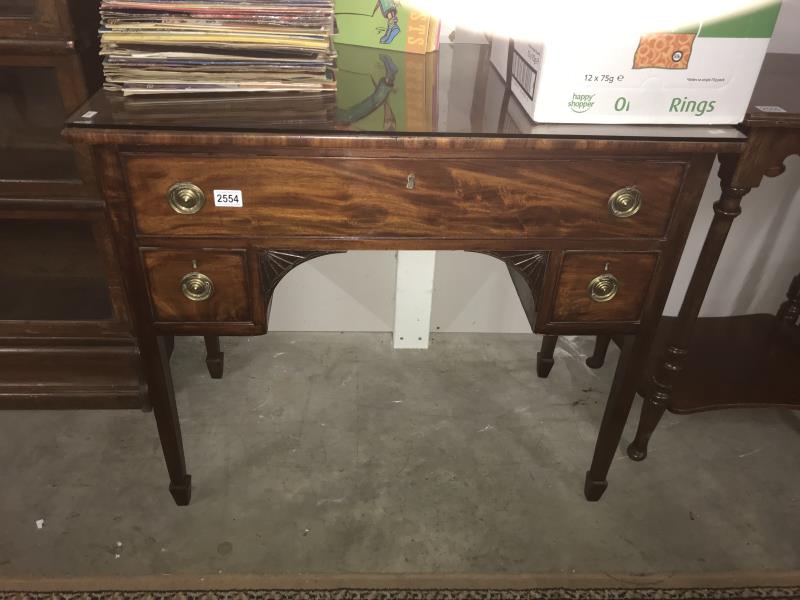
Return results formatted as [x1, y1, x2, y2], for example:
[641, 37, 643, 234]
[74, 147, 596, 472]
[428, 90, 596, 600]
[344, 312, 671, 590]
[0, 218, 113, 322]
[0, 1, 92, 40]
[0, 1, 142, 410]
[0, 0, 101, 198]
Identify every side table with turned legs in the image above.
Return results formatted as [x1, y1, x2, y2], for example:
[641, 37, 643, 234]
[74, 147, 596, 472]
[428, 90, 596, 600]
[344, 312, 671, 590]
[628, 53, 800, 460]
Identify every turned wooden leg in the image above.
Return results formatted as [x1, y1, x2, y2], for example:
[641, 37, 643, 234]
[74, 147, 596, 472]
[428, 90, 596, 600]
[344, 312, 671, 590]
[537, 335, 558, 378]
[586, 335, 612, 369]
[627, 398, 667, 461]
[632, 163, 750, 462]
[203, 335, 224, 379]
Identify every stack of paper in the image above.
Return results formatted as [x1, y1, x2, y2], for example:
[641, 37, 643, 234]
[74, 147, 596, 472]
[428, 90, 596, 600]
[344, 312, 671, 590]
[99, 0, 336, 96]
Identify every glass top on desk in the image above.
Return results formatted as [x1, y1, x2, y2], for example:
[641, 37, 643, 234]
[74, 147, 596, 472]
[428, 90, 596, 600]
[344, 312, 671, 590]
[746, 53, 800, 128]
[67, 43, 744, 142]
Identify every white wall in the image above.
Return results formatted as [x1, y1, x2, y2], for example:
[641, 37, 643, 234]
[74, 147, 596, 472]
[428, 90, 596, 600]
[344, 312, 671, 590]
[269, 4, 800, 332]
[269, 252, 396, 331]
[768, 0, 800, 53]
[664, 156, 800, 317]
[665, 0, 800, 317]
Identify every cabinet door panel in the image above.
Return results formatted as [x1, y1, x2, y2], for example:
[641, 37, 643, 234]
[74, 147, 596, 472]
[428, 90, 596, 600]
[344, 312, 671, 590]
[0, 1, 66, 38]
[0, 219, 113, 322]
[0, 65, 80, 192]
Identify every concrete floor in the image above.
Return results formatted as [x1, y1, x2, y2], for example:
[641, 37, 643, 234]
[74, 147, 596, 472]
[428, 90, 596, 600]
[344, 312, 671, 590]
[0, 333, 798, 578]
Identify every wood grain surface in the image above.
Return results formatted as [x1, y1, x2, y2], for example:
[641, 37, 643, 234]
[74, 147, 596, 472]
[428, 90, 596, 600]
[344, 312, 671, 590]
[551, 251, 659, 323]
[124, 155, 686, 240]
[642, 314, 800, 413]
[141, 249, 251, 324]
[0, 1, 67, 40]
[0, 341, 144, 410]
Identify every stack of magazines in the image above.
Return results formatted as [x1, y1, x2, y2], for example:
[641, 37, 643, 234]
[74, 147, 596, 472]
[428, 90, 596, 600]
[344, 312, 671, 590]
[99, 0, 336, 96]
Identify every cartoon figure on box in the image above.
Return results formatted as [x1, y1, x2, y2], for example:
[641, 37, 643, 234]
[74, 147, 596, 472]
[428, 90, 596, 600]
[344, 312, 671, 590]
[374, 0, 401, 44]
[337, 0, 401, 45]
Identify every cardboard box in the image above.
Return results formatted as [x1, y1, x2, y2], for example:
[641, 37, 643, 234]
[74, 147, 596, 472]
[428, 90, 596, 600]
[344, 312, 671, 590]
[334, 0, 440, 54]
[489, 2, 781, 124]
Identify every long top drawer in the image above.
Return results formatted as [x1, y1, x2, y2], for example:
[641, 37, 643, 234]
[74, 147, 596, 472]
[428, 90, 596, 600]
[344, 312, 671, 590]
[124, 155, 687, 240]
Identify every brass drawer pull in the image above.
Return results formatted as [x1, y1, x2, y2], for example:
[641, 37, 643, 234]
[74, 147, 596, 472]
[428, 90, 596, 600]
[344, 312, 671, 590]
[406, 173, 416, 190]
[180, 272, 214, 302]
[588, 273, 619, 303]
[168, 182, 205, 215]
[608, 186, 642, 218]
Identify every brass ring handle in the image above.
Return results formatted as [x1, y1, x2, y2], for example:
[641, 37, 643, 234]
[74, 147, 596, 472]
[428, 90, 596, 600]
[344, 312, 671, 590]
[180, 272, 214, 302]
[168, 182, 205, 215]
[608, 186, 642, 218]
[588, 273, 619, 303]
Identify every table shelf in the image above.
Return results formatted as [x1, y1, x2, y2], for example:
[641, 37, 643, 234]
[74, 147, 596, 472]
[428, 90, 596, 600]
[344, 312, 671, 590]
[645, 314, 800, 413]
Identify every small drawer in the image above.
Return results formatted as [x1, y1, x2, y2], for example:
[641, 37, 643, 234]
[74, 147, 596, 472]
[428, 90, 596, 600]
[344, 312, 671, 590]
[141, 249, 251, 324]
[550, 252, 659, 323]
[124, 154, 686, 240]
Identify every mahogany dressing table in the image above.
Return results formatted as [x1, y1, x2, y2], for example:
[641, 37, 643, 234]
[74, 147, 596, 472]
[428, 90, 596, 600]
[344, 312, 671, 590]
[63, 44, 745, 505]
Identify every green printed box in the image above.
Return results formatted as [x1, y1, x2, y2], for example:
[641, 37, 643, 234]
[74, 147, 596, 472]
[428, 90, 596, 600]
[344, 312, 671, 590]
[334, 0, 440, 54]
[490, 2, 782, 124]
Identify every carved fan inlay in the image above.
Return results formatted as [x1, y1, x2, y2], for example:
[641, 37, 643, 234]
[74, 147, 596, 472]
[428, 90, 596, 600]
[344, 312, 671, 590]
[260, 250, 344, 300]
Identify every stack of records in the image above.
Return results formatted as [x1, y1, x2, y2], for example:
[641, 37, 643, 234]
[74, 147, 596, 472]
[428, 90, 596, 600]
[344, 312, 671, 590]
[107, 91, 338, 128]
[99, 0, 336, 96]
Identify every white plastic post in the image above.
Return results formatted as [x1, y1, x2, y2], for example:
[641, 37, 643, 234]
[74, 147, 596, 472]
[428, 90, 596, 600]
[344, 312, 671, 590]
[393, 251, 436, 349]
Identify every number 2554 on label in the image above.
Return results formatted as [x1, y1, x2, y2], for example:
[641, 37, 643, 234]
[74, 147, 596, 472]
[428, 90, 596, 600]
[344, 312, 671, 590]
[214, 189, 243, 208]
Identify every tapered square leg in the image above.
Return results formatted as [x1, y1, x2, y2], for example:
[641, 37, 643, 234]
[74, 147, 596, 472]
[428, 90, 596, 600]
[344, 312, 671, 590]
[585, 334, 642, 501]
[537, 335, 558, 378]
[169, 474, 192, 506]
[586, 335, 612, 369]
[148, 335, 192, 506]
[584, 471, 608, 501]
[95, 147, 192, 506]
[203, 335, 224, 379]
[164, 335, 175, 359]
